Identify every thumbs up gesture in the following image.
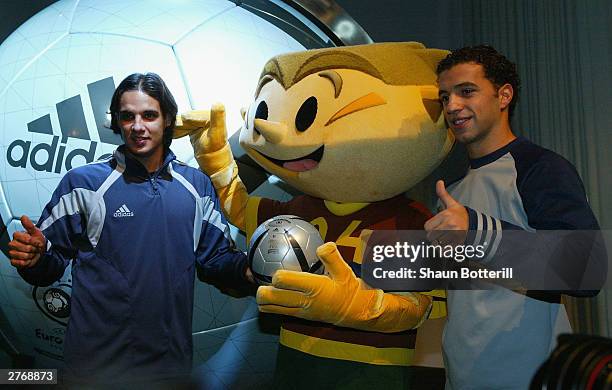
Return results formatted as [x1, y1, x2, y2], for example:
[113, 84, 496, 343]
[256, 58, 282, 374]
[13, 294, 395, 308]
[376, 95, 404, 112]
[175, 104, 234, 176]
[424, 180, 468, 246]
[7, 215, 47, 269]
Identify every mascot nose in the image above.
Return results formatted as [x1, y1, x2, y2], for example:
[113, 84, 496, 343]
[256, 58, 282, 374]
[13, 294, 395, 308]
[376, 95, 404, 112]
[254, 119, 286, 144]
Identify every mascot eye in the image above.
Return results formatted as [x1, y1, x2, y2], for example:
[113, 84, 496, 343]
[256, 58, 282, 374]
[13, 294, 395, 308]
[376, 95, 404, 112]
[255, 101, 268, 120]
[295, 96, 317, 132]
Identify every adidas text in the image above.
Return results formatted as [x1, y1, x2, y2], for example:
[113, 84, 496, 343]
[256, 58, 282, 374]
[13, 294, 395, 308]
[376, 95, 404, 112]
[114, 205, 133, 218]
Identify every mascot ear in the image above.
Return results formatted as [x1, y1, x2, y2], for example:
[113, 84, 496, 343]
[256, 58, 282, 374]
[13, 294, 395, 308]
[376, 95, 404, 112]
[412, 47, 450, 123]
[419, 85, 443, 123]
[414, 48, 450, 73]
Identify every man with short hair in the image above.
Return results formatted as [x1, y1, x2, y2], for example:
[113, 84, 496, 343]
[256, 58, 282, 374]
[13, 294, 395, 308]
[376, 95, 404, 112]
[8, 72, 251, 386]
[425, 45, 600, 389]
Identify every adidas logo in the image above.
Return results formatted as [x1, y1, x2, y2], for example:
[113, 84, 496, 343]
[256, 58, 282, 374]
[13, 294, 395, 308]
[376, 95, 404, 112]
[6, 76, 122, 173]
[113, 204, 134, 218]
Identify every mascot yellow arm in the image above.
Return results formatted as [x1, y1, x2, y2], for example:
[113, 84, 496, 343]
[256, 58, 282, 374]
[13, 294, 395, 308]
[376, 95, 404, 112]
[257, 242, 432, 333]
[175, 104, 249, 231]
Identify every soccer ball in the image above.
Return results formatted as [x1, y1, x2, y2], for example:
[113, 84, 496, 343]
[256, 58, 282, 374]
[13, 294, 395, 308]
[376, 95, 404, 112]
[249, 215, 325, 285]
[0, 0, 335, 385]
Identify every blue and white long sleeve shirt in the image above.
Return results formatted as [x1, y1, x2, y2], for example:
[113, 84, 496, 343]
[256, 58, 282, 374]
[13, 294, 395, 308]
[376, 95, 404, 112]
[442, 137, 601, 390]
[18, 146, 249, 383]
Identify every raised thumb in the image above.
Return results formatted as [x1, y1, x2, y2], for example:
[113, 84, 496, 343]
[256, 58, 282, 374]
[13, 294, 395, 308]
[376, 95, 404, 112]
[436, 180, 458, 209]
[20, 215, 45, 248]
[20, 215, 38, 235]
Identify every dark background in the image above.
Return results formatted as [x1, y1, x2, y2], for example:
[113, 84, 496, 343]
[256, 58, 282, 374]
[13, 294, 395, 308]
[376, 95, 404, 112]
[0, 0, 56, 43]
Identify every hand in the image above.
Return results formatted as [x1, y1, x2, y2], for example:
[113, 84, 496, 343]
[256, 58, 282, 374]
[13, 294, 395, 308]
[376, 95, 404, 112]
[424, 180, 468, 246]
[8, 215, 47, 269]
[176, 104, 232, 176]
[174, 109, 210, 139]
[257, 242, 431, 332]
[205, 103, 229, 154]
[174, 104, 227, 151]
[245, 267, 255, 284]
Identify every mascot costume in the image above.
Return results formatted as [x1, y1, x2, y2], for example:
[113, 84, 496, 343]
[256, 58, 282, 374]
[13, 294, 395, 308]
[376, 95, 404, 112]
[176, 42, 452, 388]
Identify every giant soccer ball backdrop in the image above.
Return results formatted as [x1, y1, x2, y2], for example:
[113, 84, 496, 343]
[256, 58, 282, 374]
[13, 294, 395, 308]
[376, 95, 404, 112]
[0, 0, 341, 387]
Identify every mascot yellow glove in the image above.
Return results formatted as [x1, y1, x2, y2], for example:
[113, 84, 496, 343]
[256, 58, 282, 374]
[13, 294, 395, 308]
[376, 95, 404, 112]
[175, 104, 233, 177]
[175, 104, 249, 230]
[257, 242, 432, 333]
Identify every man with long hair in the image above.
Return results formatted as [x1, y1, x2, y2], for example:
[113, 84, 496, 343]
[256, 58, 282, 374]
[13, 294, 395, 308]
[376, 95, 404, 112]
[8, 73, 252, 386]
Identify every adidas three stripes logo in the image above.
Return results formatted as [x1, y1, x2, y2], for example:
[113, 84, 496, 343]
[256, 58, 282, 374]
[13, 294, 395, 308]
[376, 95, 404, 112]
[113, 204, 134, 218]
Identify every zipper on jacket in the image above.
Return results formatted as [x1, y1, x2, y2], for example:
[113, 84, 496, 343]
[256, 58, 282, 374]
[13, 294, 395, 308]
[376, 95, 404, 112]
[150, 176, 159, 194]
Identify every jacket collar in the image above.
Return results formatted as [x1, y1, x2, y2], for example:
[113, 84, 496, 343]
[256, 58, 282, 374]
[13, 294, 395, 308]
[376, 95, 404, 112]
[114, 145, 176, 178]
[469, 137, 526, 169]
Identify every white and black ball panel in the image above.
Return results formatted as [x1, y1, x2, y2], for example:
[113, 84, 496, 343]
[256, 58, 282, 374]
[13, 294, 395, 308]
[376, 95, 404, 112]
[248, 215, 324, 285]
[257, 232, 291, 263]
[287, 223, 321, 265]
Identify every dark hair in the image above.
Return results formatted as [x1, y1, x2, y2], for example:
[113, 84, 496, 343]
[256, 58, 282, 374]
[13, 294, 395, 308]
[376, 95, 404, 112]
[436, 45, 521, 118]
[109, 72, 178, 150]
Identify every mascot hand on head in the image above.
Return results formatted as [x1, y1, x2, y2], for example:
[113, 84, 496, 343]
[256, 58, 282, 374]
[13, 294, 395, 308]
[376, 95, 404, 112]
[175, 42, 452, 365]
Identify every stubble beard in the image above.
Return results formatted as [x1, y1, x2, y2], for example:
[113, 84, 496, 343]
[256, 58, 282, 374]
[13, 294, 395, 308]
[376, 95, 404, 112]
[456, 123, 491, 147]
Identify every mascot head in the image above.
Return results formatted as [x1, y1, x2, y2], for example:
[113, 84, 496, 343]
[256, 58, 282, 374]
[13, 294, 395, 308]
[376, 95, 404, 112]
[239, 42, 453, 202]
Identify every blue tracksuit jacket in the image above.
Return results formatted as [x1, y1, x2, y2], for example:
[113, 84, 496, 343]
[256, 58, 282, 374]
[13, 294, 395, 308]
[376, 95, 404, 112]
[18, 146, 249, 383]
